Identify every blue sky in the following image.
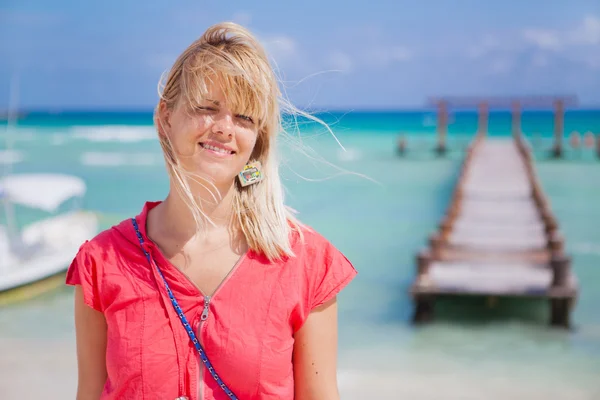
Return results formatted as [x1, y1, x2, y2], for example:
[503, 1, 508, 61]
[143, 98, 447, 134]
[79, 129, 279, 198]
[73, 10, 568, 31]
[1, 0, 599, 110]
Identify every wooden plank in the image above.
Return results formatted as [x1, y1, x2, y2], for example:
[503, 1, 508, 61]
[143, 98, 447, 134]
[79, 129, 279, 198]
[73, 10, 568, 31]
[451, 221, 546, 237]
[448, 233, 547, 251]
[414, 261, 577, 298]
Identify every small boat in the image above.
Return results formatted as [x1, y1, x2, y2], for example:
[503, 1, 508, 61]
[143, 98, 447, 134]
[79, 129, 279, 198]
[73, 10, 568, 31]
[0, 173, 98, 304]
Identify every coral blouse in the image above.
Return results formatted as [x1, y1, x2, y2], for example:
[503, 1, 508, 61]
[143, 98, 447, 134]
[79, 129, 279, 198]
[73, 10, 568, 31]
[66, 201, 357, 400]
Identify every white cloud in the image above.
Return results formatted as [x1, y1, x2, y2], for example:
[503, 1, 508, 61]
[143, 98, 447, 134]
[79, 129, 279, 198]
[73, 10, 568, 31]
[523, 28, 562, 51]
[465, 14, 600, 76]
[328, 51, 353, 73]
[467, 35, 501, 59]
[258, 34, 316, 77]
[570, 15, 600, 45]
[487, 58, 514, 75]
[231, 11, 252, 26]
[262, 35, 297, 60]
[389, 46, 412, 62]
[366, 45, 413, 68]
[521, 14, 600, 51]
[531, 53, 549, 68]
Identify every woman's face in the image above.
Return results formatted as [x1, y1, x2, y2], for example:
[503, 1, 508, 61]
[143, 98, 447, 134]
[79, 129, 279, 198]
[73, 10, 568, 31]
[162, 80, 260, 190]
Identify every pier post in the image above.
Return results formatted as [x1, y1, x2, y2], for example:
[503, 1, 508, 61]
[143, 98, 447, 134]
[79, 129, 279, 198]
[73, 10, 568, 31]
[428, 233, 444, 260]
[413, 250, 435, 323]
[551, 99, 565, 158]
[416, 249, 432, 277]
[550, 254, 573, 328]
[511, 100, 521, 138]
[439, 218, 453, 241]
[396, 135, 407, 156]
[435, 101, 448, 156]
[548, 231, 564, 256]
[478, 101, 489, 136]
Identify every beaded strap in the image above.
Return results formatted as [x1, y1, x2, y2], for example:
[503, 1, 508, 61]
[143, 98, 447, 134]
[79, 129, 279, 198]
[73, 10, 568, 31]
[131, 218, 238, 400]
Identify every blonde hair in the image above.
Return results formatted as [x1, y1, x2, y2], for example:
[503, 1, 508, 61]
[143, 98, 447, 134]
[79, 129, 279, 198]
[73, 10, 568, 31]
[154, 22, 314, 261]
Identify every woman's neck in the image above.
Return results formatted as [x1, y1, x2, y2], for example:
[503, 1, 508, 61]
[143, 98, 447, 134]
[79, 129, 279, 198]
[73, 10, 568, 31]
[152, 182, 237, 245]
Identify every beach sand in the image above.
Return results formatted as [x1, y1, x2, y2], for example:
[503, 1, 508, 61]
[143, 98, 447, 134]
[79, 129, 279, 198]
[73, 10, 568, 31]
[1, 337, 598, 400]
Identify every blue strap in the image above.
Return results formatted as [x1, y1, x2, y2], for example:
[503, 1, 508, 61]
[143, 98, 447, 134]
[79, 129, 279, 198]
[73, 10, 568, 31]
[131, 218, 238, 400]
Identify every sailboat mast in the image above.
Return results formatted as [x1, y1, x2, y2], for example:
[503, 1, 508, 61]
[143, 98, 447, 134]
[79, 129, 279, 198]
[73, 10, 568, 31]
[4, 73, 19, 176]
[2, 73, 20, 251]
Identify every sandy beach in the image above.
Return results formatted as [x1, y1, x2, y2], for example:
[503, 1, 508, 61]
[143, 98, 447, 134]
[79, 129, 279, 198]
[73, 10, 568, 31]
[2, 337, 598, 400]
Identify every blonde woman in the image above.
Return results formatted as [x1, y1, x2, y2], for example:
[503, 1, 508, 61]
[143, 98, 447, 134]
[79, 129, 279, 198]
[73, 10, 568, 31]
[67, 22, 357, 400]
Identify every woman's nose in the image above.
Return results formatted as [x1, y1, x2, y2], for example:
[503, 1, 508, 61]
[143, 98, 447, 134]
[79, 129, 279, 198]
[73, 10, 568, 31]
[211, 113, 234, 137]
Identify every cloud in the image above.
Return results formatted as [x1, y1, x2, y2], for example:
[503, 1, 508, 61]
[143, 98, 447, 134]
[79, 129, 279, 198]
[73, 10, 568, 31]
[487, 57, 514, 75]
[523, 29, 562, 51]
[231, 11, 252, 26]
[365, 45, 413, 68]
[327, 51, 353, 73]
[261, 35, 298, 63]
[389, 46, 412, 62]
[522, 15, 600, 51]
[570, 15, 600, 45]
[465, 14, 600, 76]
[467, 35, 502, 59]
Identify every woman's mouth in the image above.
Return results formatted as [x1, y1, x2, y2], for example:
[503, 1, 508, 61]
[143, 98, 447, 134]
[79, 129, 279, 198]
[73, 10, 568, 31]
[199, 142, 235, 156]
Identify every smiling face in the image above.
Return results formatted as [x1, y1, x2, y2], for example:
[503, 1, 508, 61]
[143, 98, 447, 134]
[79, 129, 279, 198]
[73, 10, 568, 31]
[161, 78, 260, 190]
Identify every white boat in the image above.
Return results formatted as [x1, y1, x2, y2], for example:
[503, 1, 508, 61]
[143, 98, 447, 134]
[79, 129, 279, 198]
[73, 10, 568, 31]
[0, 173, 98, 298]
[0, 73, 98, 303]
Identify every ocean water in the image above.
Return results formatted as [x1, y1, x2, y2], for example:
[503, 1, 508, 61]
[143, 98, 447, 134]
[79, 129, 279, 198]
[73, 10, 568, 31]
[0, 110, 599, 399]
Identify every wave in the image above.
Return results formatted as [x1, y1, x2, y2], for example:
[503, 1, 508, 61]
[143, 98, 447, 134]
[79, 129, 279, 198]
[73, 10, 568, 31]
[71, 126, 157, 143]
[571, 242, 600, 256]
[80, 152, 162, 167]
[0, 128, 38, 142]
[0, 150, 24, 165]
[50, 133, 69, 146]
[338, 148, 362, 161]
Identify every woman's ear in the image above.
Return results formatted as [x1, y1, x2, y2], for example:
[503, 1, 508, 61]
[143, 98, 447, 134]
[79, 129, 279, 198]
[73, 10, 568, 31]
[250, 130, 265, 161]
[156, 100, 172, 138]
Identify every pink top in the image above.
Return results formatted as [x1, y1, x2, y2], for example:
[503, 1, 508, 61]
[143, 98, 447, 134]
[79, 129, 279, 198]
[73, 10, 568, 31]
[66, 201, 357, 399]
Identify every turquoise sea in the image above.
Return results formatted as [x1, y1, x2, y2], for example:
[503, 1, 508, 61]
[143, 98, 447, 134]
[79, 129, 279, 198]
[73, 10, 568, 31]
[0, 109, 599, 399]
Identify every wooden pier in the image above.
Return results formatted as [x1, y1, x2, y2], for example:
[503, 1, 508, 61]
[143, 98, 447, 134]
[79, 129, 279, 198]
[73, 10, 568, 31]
[410, 131, 578, 328]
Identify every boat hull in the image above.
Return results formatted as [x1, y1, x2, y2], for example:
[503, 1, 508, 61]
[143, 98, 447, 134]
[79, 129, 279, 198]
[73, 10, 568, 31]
[0, 211, 98, 303]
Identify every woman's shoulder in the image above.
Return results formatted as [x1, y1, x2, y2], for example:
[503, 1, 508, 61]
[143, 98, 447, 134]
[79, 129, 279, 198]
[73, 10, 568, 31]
[284, 222, 357, 329]
[290, 222, 343, 256]
[75, 218, 134, 257]
[65, 216, 142, 311]
[288, 221, 357, 285]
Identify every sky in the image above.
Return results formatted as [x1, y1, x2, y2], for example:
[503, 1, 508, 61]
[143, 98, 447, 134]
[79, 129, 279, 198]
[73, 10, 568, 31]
[1, 0, 599, 110]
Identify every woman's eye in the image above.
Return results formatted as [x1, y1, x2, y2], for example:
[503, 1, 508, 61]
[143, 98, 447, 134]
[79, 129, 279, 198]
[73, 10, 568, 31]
[196, 106, 217, 112]
[236, 114, 254, 123]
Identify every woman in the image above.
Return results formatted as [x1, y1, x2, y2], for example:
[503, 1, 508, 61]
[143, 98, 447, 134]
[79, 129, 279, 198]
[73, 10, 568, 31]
[67, 22, 357, 400]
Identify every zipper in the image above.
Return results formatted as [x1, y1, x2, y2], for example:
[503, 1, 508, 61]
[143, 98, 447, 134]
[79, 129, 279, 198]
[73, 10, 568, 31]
[184, 253, 248, 400]
[196, 301, 207, 400]
[200, 295, 211, 321]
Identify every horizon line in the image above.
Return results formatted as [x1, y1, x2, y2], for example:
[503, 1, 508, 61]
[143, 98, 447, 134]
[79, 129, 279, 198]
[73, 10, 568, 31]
[2, 104, 600, 116]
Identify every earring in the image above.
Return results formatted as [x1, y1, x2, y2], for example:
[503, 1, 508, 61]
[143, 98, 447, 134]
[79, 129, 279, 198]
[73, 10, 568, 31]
[238, 161, 264, 187]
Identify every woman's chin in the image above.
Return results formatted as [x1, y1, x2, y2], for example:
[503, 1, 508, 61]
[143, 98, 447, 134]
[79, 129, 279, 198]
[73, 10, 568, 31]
[185, 165, 236, 189]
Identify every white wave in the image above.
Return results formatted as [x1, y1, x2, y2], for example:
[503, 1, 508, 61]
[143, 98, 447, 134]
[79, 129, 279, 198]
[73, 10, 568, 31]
[571, 242, 600, 256]
[50, 134, 69, 146]
[0, 150, 24, 165]
[80, 152, 162, 167]
[71, 126, 157, 143]
[338, 148, 362, 161]
[0, 128, 38, 142]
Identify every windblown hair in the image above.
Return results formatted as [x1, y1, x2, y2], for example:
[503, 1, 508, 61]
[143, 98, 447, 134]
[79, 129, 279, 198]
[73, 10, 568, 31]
[154, 22, 308, 261]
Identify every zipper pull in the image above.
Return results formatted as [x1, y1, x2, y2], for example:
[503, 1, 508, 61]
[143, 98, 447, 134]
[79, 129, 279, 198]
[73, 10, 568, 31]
[200, 296, 210, 321]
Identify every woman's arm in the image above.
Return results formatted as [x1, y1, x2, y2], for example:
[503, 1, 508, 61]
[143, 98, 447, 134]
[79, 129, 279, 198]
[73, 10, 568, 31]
[73, 285, 108, 399]
[293, 296, 340, 400]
